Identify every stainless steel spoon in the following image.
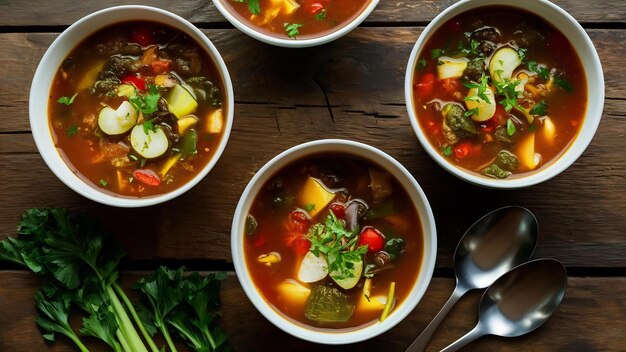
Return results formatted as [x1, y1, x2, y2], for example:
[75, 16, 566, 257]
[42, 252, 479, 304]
[440, 258, 567, 351]
[406, 206, 538, 352]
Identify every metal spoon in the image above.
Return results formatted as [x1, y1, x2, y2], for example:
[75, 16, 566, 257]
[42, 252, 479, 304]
[440, 258, 567, 351]
[406, 206, 538, 352]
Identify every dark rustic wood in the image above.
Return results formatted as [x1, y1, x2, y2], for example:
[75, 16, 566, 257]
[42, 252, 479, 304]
[0, 0, 624, 26]
[0, 0, 625, 351]
[0, 272, 624, 352]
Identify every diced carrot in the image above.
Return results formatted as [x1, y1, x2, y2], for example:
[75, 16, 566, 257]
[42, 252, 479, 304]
[151, 59, 171, 75]
[141, 46, 158, 65]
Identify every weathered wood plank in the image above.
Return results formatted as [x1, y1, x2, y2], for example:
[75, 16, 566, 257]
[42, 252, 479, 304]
[0, 28, 624, 134]
[0, 99, 624, 266]
[0, 271, 624, 351]
[0, 0, 624, 26]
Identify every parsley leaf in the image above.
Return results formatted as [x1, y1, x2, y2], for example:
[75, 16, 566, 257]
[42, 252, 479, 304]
[99, 179, 108, 187]
[233, 0, 260, 15]
[66, 125, 78, 137]
[417, 58, 427, 70]
[506, 118, 517, 136]
[304, 204, 315, 212]
[314, 9, 327, 21]
[554, 75, 573, 93]
[464, 108, 478, 119]
[142, 118, 157, 136]
[129, 85, 160, 115]
[441, 145, 453, 157]
[284, 23, 303, 38]
[530, 100, 548, 116]
[527, 61, 550, 80]
[430, 48, 444, 59]
[57, 93, 78, 106]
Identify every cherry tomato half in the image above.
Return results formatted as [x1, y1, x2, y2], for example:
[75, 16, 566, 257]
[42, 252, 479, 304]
[133, 169, 161, 187]
[121, 75, 146, 91]
[293, 236, 312, 255]
[308, 3, 324, 16]
[414, 72, 436, 98]
[453, 142, 472, 159]
[329, 203, 346, 219]
[358, 227, 385, 253]
[131, 26, 155, 47]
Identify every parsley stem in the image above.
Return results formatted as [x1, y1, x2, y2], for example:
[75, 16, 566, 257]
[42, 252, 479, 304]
[113, 283, 161, 352]
[66, 329, 90, 352]
[161, 325, 178, 352]
[116, 329, 132, 352]
[107, 286, 148, 352]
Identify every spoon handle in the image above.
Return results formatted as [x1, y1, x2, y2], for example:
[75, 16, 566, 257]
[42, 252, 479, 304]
[439, 325, 484, 352]
[406, 284, 467, 352]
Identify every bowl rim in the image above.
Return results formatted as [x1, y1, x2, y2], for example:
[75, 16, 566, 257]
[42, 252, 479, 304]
[404, 0, 604, 189]
[211, 0, 380, 48]
[230, 139, 437, 344]
[29, 5, 235, 207]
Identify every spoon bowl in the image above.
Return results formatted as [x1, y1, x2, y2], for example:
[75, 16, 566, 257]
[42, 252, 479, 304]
[441, 259, 568, 351]
[407, 206, 538, 351]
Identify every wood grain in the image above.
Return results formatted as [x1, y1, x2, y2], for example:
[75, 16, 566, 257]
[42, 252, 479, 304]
[0, 271, 624, 352]
[0, 0, 624, 27]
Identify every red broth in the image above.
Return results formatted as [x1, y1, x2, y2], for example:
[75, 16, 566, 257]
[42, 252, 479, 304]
[222, 0, 371, 39]
[244, 154, 424, 329]
[49, 21, 226, 197]
[411, 6, 587, 179]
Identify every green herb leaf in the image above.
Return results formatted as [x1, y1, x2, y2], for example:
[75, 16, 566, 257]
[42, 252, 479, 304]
[57, 93, 78, 106]
[142, 118, 157, 135]
[99, 179, 108, 187]
[314, 9, 327, 21]
[530, 100, 548, 116]
[417, 58, 427, 70]
[66, 125, 79, 137]
[284, 23, 303, 38]
[304, 203, 316, 212]
[129, 85, 160, 115]
[554, 75, 573, 93]
[517, 48, 528, 63]
[527, 61, 550, 80]
[430, 48, 444, 59]
[234, 0, 260, 15]
[441, 145, 453, 157]
[506, 119, 516, 136]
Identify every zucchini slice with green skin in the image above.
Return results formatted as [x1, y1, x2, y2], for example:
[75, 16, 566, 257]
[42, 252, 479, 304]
[98, 101, 137, 135]
[130, 125, 169, 159]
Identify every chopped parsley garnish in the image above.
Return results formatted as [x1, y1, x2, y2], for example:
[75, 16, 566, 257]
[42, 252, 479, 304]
[463, 73, 491, 104]
[517, 48, 528, 63]
[527, 61, 550, 80]
[304, 203, 315, 212]
[142, 118, 157, 135]
[430, 48, 444, 59]
[99, 179, 108, 187]
[66, 124, 78, 137]
[417, 58, 427, 70]
[140, 158, 147, 167]
[57, 93, 78, 106]
[314, 9, 327, 21]
[507, 118, 517, 136]
[284, 23, 303, 38]
[554, 75, 573, 93]
[493, 76, 525, 113]
[441, 145, 453, 157]
[129, 85, 160, 115]
[128, 154, 138, 161]
[530, 100, 548, 116]
[464, 108, 478, 119]
[233, 0, 260, 15]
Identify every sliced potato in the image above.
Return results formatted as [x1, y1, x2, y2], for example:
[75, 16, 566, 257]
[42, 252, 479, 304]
[298, 177, 335, 217]
[166, 84, 198, 119]
[517, 133, 538, 170]
[282, 0, 300, 14]
[358, 295, 387, 312]
[465, 87, 496, 122]
[177, 115, 198, 136]
[542, 117, 556, 143]
[437, 56, 469, 80]
[98, 101, 138, 135]
[130, 125, 169, 159]
[330, 256, 363, 290]
[297, 252, 328, 283]
[207, 109, 224, 134]
[276, 279, 310, 306]
[489, 47, 522, 82]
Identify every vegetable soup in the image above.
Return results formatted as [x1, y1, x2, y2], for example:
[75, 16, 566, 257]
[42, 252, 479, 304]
[411, 6, 587, 179]
[49, 21, 226, 197]
[223, 0, 371, 39]
[244, 154, 424, 329]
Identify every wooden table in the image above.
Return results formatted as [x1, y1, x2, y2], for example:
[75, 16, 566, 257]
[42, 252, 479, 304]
[1, 1, 625, 351]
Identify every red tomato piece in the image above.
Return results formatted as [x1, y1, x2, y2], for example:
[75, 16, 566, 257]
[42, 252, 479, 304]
[414, 72, 436, 98]
[453, 142, 472, 159]
[151, 59, 171, 75]
[121, 75, 146, 91]
[131, 26, 155, 47]
[293, 236, 311, 255]
[308, 3, 324, 15]
[290, 210, 310, 232]
[329, 203, 346, 219]
[426, 120, 442, 136]
[133, 169, 161, 187]
[357, 227, 385, 253]
[440, 78, 461, 98]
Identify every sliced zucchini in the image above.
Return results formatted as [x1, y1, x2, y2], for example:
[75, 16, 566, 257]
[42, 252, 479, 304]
[98, 101, 138, 135]
[437, 57, 469, 80]
[489, 47, 522, 82]
[130, 125, 169, 159]
[465, 87, 496, 122]
[166, 84, 198, 119]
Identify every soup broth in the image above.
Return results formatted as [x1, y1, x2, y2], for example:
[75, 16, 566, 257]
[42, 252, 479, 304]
[411, 6, 587, 179]
[223, 0, 371, 39]
[49, 21, 226, 197]
[244, 154, 424, 329]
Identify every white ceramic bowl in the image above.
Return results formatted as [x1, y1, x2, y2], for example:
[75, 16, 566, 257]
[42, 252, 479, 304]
[231, 139, 437, 344]
[405, 0, 604, 188]
[29, 5, 234, 207]
[212, 0, 380, 48]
